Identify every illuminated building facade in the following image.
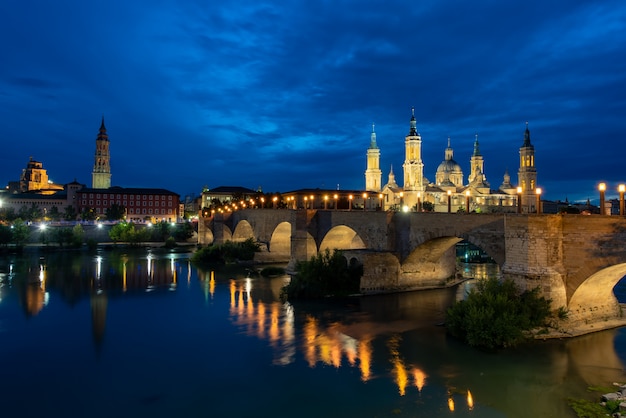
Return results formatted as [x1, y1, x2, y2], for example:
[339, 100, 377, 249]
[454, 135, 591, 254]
[76, 186, 180, 222]
[371, 112, 533, 213]
[518, 122, 538, 212]
[364, 124, 382, 192]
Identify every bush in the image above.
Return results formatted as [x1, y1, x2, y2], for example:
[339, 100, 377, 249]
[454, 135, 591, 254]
[260, 266, 286, 277]
[191, 238, 260, 264]
[164, 236, 177, 249]
[282, 249, 362, 300]
[445, 277, 552, 349]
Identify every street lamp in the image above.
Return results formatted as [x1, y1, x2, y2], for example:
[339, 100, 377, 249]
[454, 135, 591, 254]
[310, 195, 314, 209]
[362, 193, 368, 211]
[619, 184, 625, 216]
[324, 195, 328, 210]
[379, 193, 383, 211]
[447, 190, 452, 213]
[272, 196, 277, 209]
[333, 193, 338, 210]
[465, 190, 470, 213]
[304, 196, 308, 209]
[348, 194, 353, 211]
[535, 188, 542, 214]
[599, 183, 606, 215]
[417, 192, 421, 212]
[516, 186, 522, 214]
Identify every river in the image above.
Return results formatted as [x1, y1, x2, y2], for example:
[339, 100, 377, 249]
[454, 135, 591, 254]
[0, 248, 625, 418]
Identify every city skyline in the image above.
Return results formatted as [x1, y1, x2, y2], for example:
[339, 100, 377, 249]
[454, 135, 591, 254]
[1, 0, 625, 202]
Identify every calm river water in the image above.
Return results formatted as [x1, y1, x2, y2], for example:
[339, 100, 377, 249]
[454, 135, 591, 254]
[1, 249, 625, 418]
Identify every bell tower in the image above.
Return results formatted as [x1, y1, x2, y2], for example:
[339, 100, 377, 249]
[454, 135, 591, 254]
[402, 108, 425, 192]
[92, 117, 111, 189]
[517, 122, 537, 210]
[365, 123, 382, 192]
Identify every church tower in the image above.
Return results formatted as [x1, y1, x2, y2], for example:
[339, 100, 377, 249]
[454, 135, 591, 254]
[402, 108, 425, 192]
[365, 123, 382, 192]
[517, 122, 537, 208]
[468, 134, 487, 186]
[92, 117, 111, 189]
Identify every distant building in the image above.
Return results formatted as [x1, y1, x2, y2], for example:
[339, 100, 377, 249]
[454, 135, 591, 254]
[201, 186, 258, 209]
[6, 157, 64, 194]
[365, 110, 535, 213]
[76, 186, 180, 223]
[92, 117, 111, 189]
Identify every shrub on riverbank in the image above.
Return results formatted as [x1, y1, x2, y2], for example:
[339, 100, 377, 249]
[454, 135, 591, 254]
[281, 249, 362, 299]
[445, 277, 552, 349]
[191, 238, 260, 264]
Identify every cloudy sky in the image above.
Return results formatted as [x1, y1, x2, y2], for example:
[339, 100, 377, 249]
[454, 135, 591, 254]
[1, 0, 625, 202]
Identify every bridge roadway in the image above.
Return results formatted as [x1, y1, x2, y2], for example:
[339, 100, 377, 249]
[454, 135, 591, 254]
[199, 209, 626, 327]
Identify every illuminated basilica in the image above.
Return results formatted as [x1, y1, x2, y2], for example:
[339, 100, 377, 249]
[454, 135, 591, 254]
[366, 110, 538, 213]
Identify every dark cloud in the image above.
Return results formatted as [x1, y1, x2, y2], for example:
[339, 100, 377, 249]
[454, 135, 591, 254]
[1, 0, 625, 202]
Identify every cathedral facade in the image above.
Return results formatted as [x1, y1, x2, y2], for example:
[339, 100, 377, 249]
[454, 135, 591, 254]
[365, 111, 538, 213]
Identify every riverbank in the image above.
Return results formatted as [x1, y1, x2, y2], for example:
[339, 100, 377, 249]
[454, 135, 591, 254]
[535, 307, 626, 340]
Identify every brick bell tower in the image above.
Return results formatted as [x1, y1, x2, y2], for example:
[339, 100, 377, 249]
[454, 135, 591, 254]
[92, 116, 111, 189]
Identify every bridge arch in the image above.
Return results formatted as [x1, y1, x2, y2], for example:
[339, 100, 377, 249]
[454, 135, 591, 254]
[319, 225, 366, 253]
[232, 220, 254, 242]
[269, 222, 291, 254]
[567, 263, 626, 323]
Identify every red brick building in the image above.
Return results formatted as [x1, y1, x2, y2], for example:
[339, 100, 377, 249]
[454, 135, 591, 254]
[76, 186, 180, 222]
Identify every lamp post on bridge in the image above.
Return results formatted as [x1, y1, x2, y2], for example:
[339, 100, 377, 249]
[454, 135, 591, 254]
[348, 194, 353, 211]
[324, 195, 328, 210]
[378, 193, 383, 211]
[599, 183, 606, 215]
[447, 190, 452, 213]
[362, 193, 368, 211]
[417, 192, 421, 212]
[465, 190, 470, 213]
[516, 187, 522, 214]
[619, 184, 625, 216]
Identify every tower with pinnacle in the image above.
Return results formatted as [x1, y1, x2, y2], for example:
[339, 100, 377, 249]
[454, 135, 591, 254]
[402, 108, 425, 193]
[517, 122, 537, 208]
[92, 117, 111, 189]
[365, 123, 382, 192]
[468, 134, 488, 186]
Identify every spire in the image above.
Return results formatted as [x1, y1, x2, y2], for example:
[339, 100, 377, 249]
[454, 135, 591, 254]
[445, 137, 454, 161]
[409, 107, 418, 136]
[369, 122, 378, 149]
[473, 134, 481, 156]
[98, 116, 109, 142]
[523, 121, 532, 147]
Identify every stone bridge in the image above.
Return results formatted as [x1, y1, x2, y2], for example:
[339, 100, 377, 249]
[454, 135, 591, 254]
[199, 209, 626, 326]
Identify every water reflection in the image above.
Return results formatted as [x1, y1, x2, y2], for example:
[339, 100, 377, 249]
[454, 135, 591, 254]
[1, 253, 625, 417]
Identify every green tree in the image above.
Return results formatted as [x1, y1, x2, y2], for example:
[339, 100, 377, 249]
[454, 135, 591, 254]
[72, 224, 84, 247]
[11, 218, 30, 248]
[422, 201, 434, 212]
[105, 203, 126, 221]
[109, 222, 149, 245]
[0, 224, 12, 246]
[64, 205, 77, 221]
[81, 207, 97, 221]
[54, 227, 74, 247]
[282, 249, 362, 299]
[0, 207, 17, 222]
[109, 222, 130, 243]
[48, 206, 60, 221]
[171, 222, 194, 242]
[445, 277, 552, 349]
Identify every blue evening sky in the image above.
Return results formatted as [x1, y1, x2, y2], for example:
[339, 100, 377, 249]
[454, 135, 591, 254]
[1, 0, 625, 202]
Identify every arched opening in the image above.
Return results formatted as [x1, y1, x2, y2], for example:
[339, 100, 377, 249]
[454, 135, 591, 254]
[232, 220, 254, 242]
[568, 263, 626, 323]
[269, 222, 291, 255]
[319, 226, 366, 253]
